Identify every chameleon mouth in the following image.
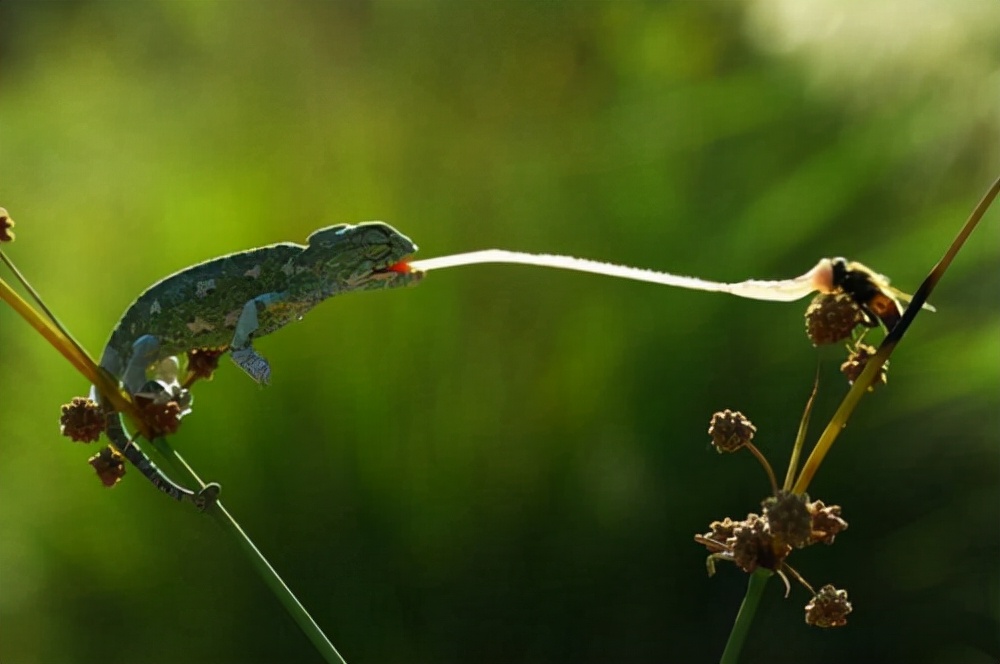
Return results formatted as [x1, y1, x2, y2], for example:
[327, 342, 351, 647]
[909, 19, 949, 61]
[366, 256, 425, 284]
[379, 258, 421, 275]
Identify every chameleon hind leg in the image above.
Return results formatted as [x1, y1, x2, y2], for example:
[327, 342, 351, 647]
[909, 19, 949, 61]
[229, 293, 284, 384]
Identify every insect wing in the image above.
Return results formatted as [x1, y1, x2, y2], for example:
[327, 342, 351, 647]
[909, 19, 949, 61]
[886, 285, 937, 313]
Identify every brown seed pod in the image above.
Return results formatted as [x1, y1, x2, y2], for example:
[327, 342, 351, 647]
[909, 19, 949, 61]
[808, 500, 849, 545]
[805, 292, 866, 345]
[708, 409, 757, 454]
[762, 491, 813, 549]
[840, 342, 888, 390]
[59, 397, 106, 443]
[805, 584, 852, 628]
[88, 445, 126, 487]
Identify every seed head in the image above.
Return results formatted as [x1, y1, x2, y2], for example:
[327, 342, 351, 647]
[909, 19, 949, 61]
[708, 410, 756, 453]
[804, 584, 852, 628]
[88, 445, 126, 487]
[840, 342, 887, 390]
[132, 381, 191, 436]
[730, 513, 791, 573]
[59, 397, 106, 443]
[700, 517, 740, 554]
[805, 293, 865, 345]
[135, 398, 184, 437]
[808, 500, 849, 545]
[762, 491, 813, 549]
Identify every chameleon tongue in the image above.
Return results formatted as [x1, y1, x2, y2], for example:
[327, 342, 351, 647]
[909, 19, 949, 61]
[407, 250, 825, 303]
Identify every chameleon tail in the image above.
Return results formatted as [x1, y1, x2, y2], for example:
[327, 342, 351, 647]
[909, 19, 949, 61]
[105, 412, 220, 510]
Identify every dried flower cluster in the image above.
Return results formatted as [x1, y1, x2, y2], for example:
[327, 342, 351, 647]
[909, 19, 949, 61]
[699, 495, 848, 571]
[88, 445, 126, 487]
[59, 397, 106, 443]
[805, 292, 867, 345]
[60, 380, 193, 488]
[707, 409, 756, 454]
[697, 411, 852, 627]
[840, 342, 888, 390]
[803, 289, 895, 393]
[804, 584, 853, 628]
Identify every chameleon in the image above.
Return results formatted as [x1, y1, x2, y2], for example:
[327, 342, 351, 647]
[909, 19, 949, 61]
[91, 222, 423, 508]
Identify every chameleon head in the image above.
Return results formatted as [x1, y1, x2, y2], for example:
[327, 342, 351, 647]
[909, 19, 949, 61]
[303, 221, 424, 293]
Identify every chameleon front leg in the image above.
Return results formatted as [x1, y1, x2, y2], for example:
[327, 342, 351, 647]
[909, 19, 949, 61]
[229, 293, 284, 384]
[119, 334, 162, 394]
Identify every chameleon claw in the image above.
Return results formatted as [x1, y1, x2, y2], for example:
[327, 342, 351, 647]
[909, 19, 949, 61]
[193, 482, 221, 511]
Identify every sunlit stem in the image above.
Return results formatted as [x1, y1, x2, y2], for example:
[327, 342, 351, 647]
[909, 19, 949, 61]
[0, 274, 94, 380]
[783, 371, 819, 492]
[744, 442, 778, 495]
[0, 250, 91, 362]
[792, 174, 1000, 494]
[0, 254, 151, 438]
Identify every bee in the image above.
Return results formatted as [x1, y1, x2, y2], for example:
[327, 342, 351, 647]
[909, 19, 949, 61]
[825, 257, 934, 330]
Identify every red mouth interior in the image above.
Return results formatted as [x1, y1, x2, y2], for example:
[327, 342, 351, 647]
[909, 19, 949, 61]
[386, 260, 413, 273]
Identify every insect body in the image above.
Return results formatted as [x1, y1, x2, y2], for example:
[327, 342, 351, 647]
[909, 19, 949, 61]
[826, 257, 930, 330]
[93, 222, 423, 507]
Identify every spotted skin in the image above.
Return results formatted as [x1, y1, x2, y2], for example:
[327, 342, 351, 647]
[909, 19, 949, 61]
[93, 222, 423, 508]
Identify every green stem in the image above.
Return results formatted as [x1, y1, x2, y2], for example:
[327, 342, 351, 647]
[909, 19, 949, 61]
[792, 173, 1000, 494]
[719, 569, 771, 664]
[2, 246, 347, 662]
[782, 371, 819, 492]
[151, 438, 348, 664]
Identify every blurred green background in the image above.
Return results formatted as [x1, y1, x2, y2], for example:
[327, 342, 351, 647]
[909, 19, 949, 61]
[1, 2, 998, 663]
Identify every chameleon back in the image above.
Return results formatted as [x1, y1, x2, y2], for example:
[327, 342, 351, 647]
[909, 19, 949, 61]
[99, 242, 307, 379]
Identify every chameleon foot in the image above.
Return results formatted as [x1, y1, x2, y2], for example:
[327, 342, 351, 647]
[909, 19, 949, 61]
[230, 347, 271, 385]
[193, 482, 221, 511]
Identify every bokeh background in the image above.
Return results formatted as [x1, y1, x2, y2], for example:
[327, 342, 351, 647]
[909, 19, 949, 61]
[1, 2, 998, 663]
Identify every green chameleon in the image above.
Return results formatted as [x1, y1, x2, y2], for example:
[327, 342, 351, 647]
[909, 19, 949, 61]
[92, 222, 423, 509]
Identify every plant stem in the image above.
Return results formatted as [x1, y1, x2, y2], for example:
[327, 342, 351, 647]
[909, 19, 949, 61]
[0, 249, 93, 367]
[0, 275, 97, 384]
[792, 174, 1000, 494]
[782, 372, 819, 492]
[1, 257, 347, 664]
[152, 438, 348, 664]
[744, 443, 778, 496]
[719, 569, 771, 664]
[0, 267, 151, 438]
